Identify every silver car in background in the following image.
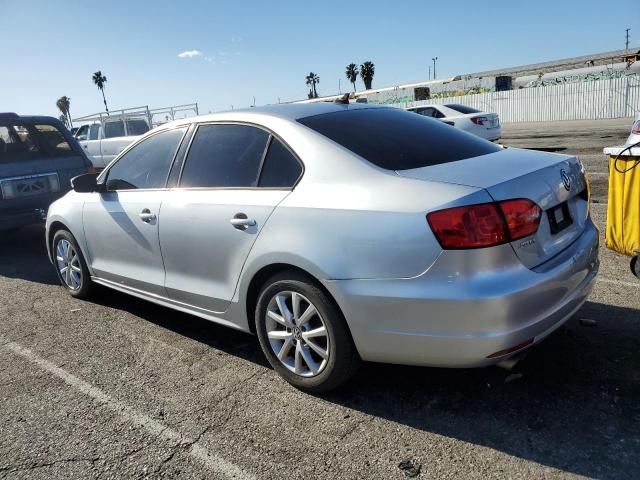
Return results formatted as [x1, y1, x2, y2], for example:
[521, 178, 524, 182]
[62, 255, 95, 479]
[46, 103, 598, 392]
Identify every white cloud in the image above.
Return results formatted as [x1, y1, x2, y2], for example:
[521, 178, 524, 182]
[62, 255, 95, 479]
[177, 50, 203, 58]
[231, 35, 243, 43]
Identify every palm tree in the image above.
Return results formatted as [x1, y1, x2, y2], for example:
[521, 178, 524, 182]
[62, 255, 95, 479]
[360, 61, 375, 90]
[305, 72, 320, 98]
[58, 114, 69, 128]
[92, 71, 109, 113]
[55, 96, 72, 128]
[345, 63, 359, 92]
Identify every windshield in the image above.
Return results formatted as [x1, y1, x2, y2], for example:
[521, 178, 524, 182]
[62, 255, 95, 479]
[444, 104, 482, 114]
[0, 122, 75, 163]
[298, 108, 500, 170]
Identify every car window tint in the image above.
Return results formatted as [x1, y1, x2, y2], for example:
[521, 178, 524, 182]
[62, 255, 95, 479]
[0, 123, 41, 163]
[104, 120, 125, 138]
[430, 108, 445, 118]
[445, 104, 482, 114]
[76, 125, 89, 141]
[89, 124, 100, 140]
[259, 138, 302, 188]
[34, 124, 74, 156]
[181, 124, 269, 188]
[106, 128, 185, 190]
[298, 108, 500, 171]
[126, 119, 150, 136]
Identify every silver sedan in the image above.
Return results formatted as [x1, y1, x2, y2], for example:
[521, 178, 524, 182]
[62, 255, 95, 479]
[46, 102, 599, 392]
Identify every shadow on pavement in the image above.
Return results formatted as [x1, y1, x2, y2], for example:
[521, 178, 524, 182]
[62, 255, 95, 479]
[3, 223, 639, 479]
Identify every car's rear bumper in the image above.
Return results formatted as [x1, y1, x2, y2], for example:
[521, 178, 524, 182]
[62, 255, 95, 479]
[0, 208, 48, 231]
[325, 218, 599, 367]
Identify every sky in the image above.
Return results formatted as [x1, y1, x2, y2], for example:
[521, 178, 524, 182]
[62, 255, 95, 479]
[0, 0, 637, 119]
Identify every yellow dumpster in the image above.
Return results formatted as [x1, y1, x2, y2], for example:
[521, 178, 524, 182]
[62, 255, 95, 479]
[603, 144, 640, 277]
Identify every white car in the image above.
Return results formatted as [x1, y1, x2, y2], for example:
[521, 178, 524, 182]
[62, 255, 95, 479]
[406, 103, 501, 141]
[626, 112, 640, 146]
[75, 117, 150, 169]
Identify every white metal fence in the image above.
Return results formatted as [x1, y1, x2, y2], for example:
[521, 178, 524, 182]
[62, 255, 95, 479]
[392, 75, 640, 123]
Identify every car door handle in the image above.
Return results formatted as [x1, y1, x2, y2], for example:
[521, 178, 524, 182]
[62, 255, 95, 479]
[230, 213, 256, 230]
[139, 209, 156, 223]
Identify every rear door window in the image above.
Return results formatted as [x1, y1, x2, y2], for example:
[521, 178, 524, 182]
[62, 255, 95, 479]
[298, 108, 500, 170]
[180, 124, 269, 188]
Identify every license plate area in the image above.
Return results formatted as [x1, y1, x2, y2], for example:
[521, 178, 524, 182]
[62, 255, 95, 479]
[547, 202, 573, 235]
[0, 173, 60, 200]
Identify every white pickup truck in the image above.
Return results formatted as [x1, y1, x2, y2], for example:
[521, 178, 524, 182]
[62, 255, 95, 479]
[73, 104, 200, 170]
[74, 117, 149, 169]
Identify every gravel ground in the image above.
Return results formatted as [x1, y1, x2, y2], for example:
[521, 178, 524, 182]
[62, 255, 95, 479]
[1, 118, 639, 479]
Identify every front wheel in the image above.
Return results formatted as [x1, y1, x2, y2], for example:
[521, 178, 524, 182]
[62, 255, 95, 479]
[52, 229, 93, 299]
[255, 272, 360, 393]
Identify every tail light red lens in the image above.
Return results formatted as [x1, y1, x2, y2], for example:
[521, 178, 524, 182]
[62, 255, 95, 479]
[499, 199, 541, 240]
[427, 203, 507, 249]
[427, 199, 541, 249]
[470, 116, 488, 126]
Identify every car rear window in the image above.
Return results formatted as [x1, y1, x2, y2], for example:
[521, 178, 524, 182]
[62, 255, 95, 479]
[0, 122, 75, 163]
[297, 108, 500, 170]
[444, 104, 482, 114]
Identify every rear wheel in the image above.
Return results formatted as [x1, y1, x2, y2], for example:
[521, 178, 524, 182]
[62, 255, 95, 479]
[631, 255, 640, 279]
[52, 230, 93, 299]
[255, 272, 360, 393]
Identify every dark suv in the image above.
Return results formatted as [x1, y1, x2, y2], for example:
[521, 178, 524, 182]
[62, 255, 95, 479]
[0, 113, 92, 231]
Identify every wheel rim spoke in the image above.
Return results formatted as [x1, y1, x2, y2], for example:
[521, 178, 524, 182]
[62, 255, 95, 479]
[275, 294, 294, 326]
[267, 330, 291, 340]
[299, 344, 320, 374]
[278, 336, 294, 361]
[296, 304, 317, 327]
[267, 310, 288, 327]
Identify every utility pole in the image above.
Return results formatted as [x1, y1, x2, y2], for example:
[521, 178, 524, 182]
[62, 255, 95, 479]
[428, 65, 431, 80]
[432, 57, 438, 80]
[339, 78, 342, 93]
[625, 28, 630, 50]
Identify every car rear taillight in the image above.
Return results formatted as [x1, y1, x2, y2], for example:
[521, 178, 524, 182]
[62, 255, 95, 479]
[498, 199, 542, 240]
[470, 116, 488, 126]
[427, 199, 541, 249]
[632, 120, 640, 135]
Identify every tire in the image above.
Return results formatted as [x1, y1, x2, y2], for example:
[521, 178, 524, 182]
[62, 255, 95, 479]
[255, 271, 361, 393]
[52, 229, 93, 299]
[631, 256, 640, 279]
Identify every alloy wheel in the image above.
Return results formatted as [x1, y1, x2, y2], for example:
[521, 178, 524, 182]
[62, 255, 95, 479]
[55, 239, 82, 290]
[265, 291, 329, 377]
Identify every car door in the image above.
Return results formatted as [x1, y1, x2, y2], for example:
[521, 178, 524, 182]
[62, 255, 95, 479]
[85, 123, 103, 167]
[159, 123, 302, 313]
[82, 127, 187, 296]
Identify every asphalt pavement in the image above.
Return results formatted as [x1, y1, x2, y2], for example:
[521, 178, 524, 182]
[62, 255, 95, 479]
[1, 118, 639, 479]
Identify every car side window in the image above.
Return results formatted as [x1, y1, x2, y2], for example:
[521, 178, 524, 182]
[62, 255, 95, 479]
[89, 124, 100, 140]
[180, 124, 269, 188]
[258, 138, 302, 188]
[104, 120, 125, 138]
[106, 128, 186, 190]
[76, 125, 89, 141]
[430, 108, 445, 119]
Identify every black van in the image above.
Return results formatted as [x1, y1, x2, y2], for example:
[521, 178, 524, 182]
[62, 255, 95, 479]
[0, 113, 92, 231]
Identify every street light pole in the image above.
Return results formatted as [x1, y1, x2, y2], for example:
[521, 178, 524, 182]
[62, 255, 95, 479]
[432, 57, 438, 80]
[339, 78, 342, 93]
[428, 65, 431, 80]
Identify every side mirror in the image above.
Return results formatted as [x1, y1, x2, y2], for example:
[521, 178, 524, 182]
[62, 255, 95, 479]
[71, 173, 102, 193]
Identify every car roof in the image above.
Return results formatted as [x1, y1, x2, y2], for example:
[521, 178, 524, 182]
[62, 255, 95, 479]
[168, 102, 390, 128]
[0, 113, 65, 124]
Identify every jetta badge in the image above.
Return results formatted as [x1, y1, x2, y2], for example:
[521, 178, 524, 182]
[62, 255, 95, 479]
[560, 169, 571, 191]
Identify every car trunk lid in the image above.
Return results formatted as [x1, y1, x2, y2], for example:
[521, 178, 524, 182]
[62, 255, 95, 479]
[396, 147, 589, 268]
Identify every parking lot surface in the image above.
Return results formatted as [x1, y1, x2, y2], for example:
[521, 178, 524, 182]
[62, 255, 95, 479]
[1, 118, 639, 479]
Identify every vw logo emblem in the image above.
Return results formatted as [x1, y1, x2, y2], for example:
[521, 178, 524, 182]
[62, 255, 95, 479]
[560, 169, 571, 191]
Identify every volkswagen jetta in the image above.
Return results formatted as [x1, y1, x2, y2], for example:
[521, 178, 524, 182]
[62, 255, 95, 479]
[46, 103, 599, 392]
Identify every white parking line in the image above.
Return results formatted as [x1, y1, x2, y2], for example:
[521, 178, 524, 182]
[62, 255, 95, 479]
[597, 277, 640, 288]
[0, 338, 255, 480]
